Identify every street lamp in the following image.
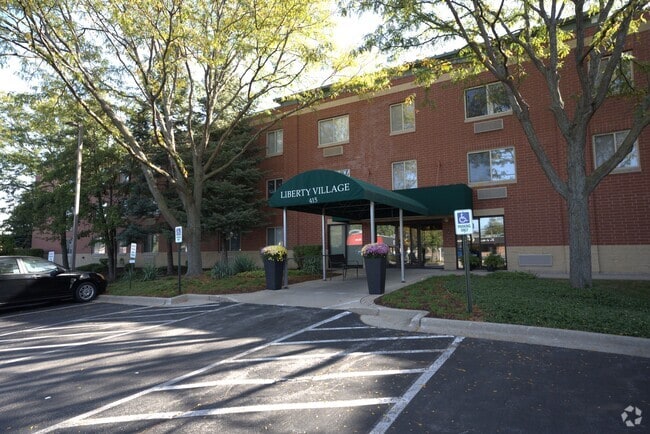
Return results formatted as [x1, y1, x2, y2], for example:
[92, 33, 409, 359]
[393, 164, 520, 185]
[66, 122, 83, 270]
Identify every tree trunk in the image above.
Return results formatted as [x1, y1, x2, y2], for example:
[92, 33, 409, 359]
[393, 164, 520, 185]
[567, 193, 593, 289]
[185, 205, 203, 276]
[59, 231, 69, 269]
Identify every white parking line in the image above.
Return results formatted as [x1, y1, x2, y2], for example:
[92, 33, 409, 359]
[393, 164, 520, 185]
[370, 336, 465, 434]
[273, 334, 455, 345]
[227, 348, 445, 363]
[61, 398, 401, 427]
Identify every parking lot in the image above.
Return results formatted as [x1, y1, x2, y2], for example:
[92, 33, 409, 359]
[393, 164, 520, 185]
[1, 301, 648, 433]
[0, 301, 462, 433]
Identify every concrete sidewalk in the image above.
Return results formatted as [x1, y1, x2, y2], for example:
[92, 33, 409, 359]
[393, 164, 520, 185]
[100, 267, 650, 359]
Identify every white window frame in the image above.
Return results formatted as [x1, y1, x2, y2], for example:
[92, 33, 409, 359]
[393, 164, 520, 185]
[318, 115, 349, 147]
[464, 82, 512, 121]
[266, 227, 284, 246]
[266, 129, 283, 156]
[336, 169, 350, 176]
[392, 160, 418, 190]
[267, 178, 283, 199]
[390, 101, 415, 134]
[593, 130, 640, 173]
[467, 147, 517, 185]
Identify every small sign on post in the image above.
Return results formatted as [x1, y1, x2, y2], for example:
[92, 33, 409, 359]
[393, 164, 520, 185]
[48, 251, 55, 263]
[454, 209, 474, 313]
[129, 242, 137, 291]
[175, 226, 183, 294]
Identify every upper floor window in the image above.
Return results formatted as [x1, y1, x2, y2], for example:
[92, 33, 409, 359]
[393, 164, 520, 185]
[390, 101, 415, 134]
[267, 178, 283, 199]
[266, 129, 283, 156]
[593, 130, 640, 173]
[392, 160, 418, 190]
[599, 52, 633, 95]
[143, 234, 159, 253]
[318, 115, 349, 147]
[92, 242, 106, 255]
[468, 147, 516, 184]
[228, 232, 241, 251]
[465, 82, 511, 120]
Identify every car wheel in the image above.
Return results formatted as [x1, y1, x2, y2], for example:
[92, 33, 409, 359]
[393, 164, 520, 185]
[74, 282, 97, 302]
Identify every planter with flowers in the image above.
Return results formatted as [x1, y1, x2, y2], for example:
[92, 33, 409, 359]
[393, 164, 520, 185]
[361, 242, 389, 294]
[260, 245, 288, 290]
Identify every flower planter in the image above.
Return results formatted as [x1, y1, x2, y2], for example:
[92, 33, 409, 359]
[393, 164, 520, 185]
[364, 256, 387, 294]
[263, 258, 285, 290]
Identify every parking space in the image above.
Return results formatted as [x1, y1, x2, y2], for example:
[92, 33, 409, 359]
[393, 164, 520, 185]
[0, 302, 461, 433]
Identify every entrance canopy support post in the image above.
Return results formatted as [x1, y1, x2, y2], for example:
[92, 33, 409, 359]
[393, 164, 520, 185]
[321, 209, 327, 281]
[283, 208, 288, 288]
[399, 208, 405, 283]
[370, 201, 376, 242]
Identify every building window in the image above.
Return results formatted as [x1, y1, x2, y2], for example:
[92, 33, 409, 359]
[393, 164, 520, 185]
[267, 227, 283, 246]
[267, 178, 282, 199]
[92, 243, 106, 255]
[392, 160, 418, 190]
[599, 52, 633, 95]
[593, 130, 640, 172]
[228, 233, 241, 251]
[456, 216, 507, 270]
[318, 115, 349, 147]
[144, 234, 159, 253]
[390, 101, 415, 134]
[465, 82, 511, 120]
[336, 169, 350, 176]
[468, 147, 516, 184]
[266, 129, 283, 156]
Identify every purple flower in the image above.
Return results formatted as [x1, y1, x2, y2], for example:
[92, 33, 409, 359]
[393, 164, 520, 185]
[361, 243, 389, 258]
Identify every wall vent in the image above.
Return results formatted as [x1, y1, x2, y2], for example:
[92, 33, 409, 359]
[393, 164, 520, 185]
[477, 187, 507, 200]
[323, 146, 343, 157]
[474, 118, 504, 134]
[518, 254, 553, 267]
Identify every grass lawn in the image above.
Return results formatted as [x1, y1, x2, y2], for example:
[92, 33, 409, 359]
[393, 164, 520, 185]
[107, 268, 649, 339]
[375, 271, 650, 338]
[107, 269, 321, 298]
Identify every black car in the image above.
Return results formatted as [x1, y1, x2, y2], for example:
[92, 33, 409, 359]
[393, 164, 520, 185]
[0, 256, 107, 305]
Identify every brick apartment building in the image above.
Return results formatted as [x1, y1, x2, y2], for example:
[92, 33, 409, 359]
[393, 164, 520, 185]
[33, 22, 649, 276]
[242, 23, 650, 276]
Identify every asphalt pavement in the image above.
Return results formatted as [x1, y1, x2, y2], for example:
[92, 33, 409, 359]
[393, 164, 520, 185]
[100, 268, 650, 359]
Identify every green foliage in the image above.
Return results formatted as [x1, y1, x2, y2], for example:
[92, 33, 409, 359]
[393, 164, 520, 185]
[211, 261, 233, 280]
[230, 255, 258, 274]
[141, 263, 159, 281]
[483, 253, 506, 270]
[380, 275, 650, 338]
[14, 248, 44, 257]
[293, 245, 322, 269]
[77, 262, 108, 273]
[301, 255, 323, 275]
[0, 234, 15, 255]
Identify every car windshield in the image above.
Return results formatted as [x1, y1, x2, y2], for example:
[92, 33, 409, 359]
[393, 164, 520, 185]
[22, 257, 60, 274]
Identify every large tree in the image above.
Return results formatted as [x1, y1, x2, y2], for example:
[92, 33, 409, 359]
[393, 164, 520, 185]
[348, 0, 650, 288]
[0, 0, 353, 275]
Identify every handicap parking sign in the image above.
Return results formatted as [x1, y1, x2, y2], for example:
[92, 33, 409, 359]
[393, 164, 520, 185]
[454, 209, 473, 235]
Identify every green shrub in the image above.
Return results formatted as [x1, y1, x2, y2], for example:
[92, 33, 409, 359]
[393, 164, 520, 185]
[293, 245, 322, 269]
[211, 261, 234, 279]
[141, 263, 159, 281]
[483, 253, 506, 271]
[301, 255, 323, 274]
[14, 247, 44, 258]
[230, 255, 258, 274]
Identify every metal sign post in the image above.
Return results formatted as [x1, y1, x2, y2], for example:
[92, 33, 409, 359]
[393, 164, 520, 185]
[129, 242, 137, 292]
[175, 226, 183, 294]
[454, 209, 474, 313]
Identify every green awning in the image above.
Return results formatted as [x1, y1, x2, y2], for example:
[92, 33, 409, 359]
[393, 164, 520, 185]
[396, 184, 473, 216]
[268, 169, 429, 220]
